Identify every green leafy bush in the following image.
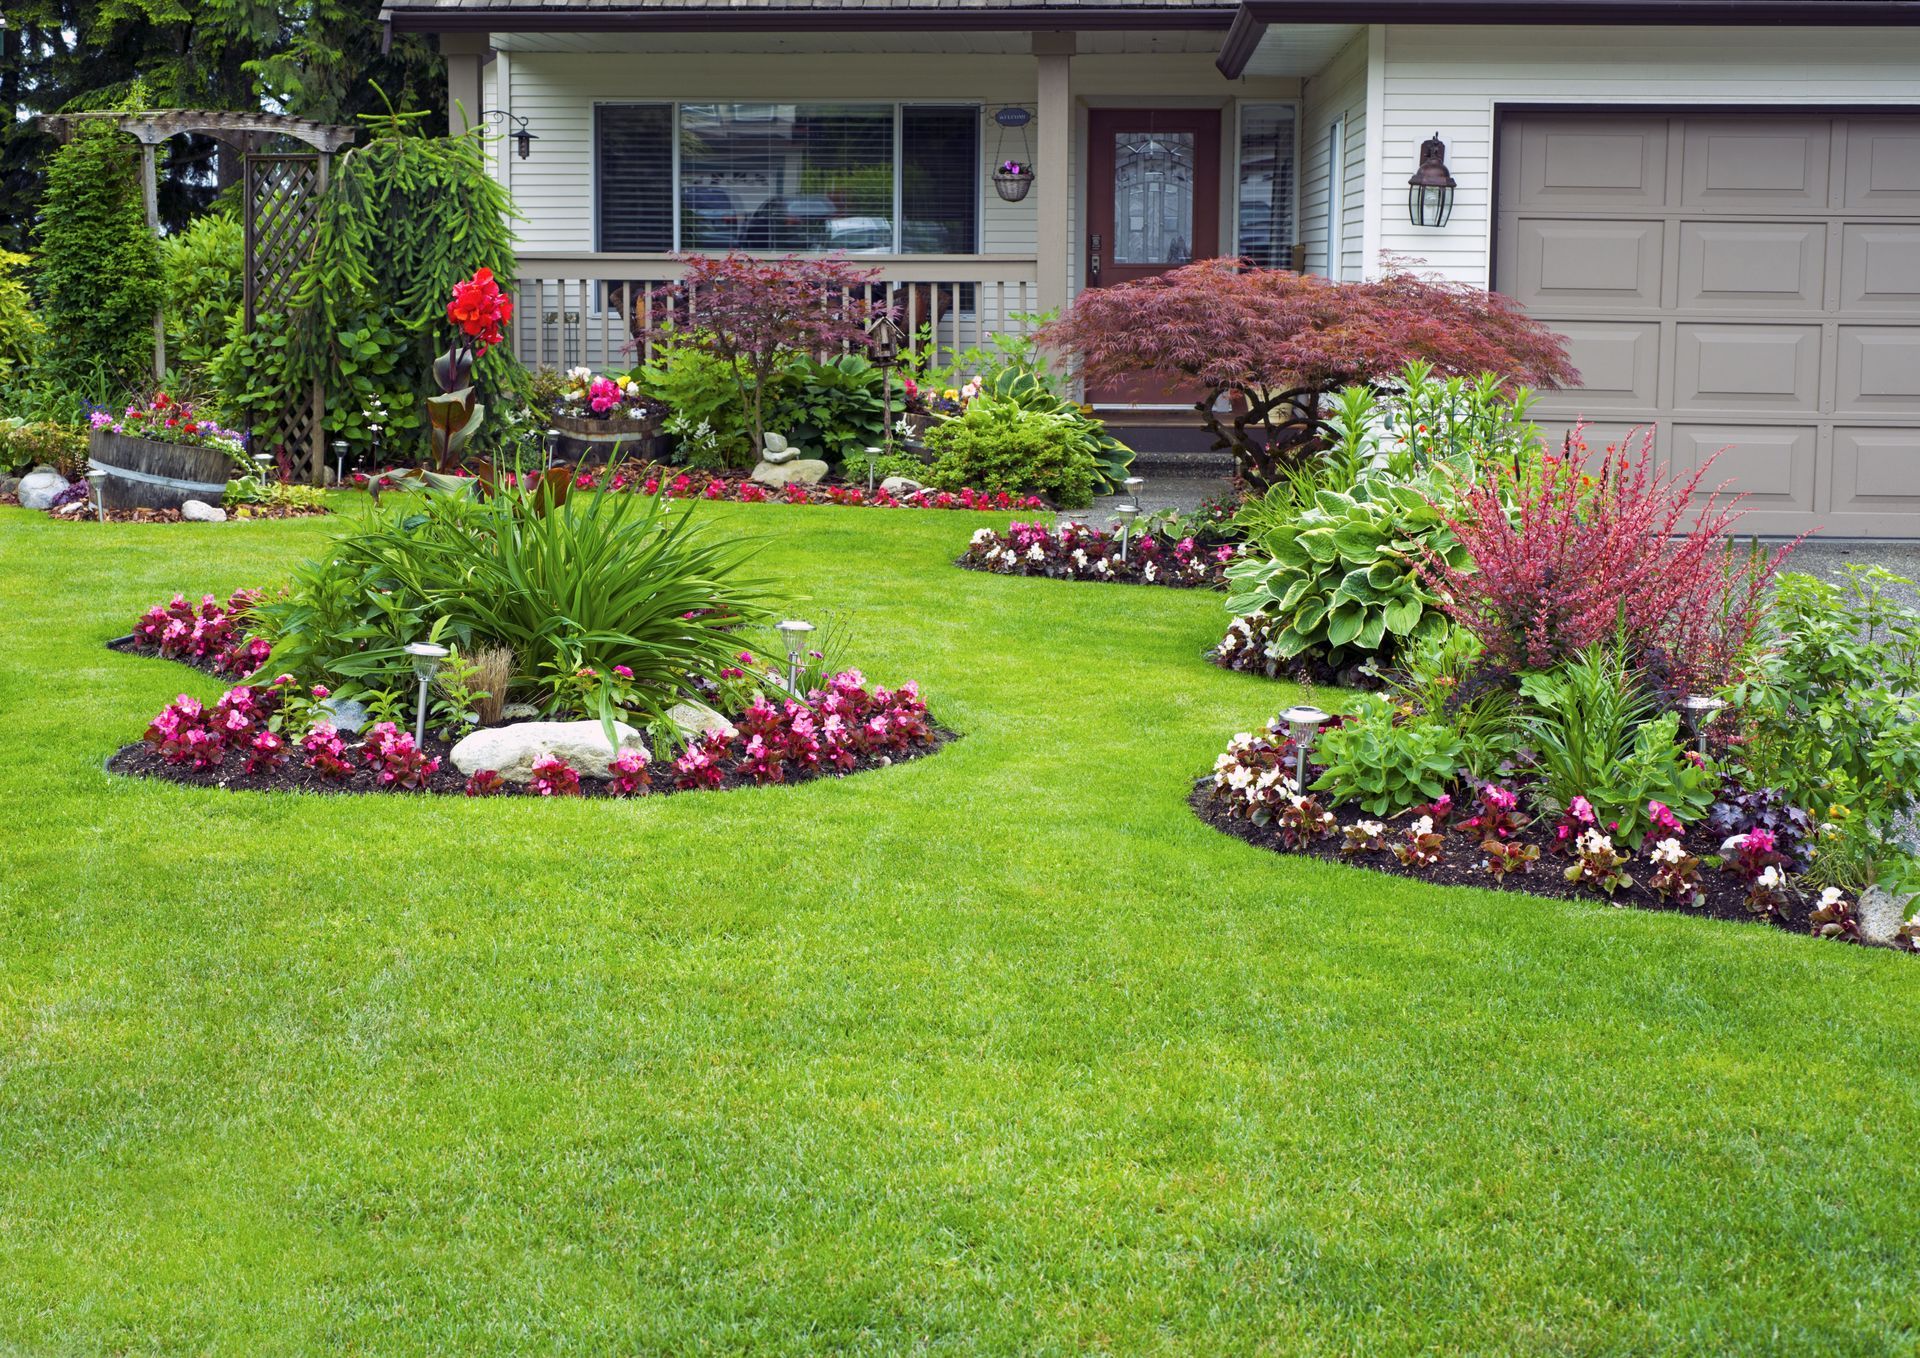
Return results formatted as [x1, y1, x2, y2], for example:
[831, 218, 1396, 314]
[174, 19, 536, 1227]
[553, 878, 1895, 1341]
[642, 338, 758, 469]
[1224, 476, 1467, 667]
[0, 250, 40, 385]
[30, 113, 163, 391]
[158, 212, 242, 400]
[250, 481, 771, 733]
[1381, 624, 1520, 781]
[0, 417, 88, 477]
[1312, 695, 1464, 815]
[1728, 567, 1920, 828]
[921, 396, 1098, 508]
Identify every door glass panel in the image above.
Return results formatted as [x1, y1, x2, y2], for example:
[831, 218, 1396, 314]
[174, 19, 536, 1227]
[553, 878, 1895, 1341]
[1112, 130, 1195, 265]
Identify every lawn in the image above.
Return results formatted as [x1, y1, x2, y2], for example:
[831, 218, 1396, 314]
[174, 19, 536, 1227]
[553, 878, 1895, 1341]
[1, 497, 1916, 1354]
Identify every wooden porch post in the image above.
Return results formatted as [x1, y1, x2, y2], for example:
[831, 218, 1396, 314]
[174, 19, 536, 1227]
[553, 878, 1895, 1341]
[1033, 32, 1075, 317]
[441, 32, 490, 137]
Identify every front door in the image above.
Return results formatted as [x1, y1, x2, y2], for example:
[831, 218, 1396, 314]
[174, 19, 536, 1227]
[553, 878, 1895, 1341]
[1085, 108, 1223, 407]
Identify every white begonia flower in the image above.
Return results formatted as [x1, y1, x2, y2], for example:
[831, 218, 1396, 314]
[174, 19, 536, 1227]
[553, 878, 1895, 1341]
[1227, 766, 1255, 791]
[1026, 544, 1046, 562]
[1071, 548, 1088, 569]
[1144, 563, 1158, 582]
[1756, 865, 1785, 889]
[1357, 820, 1384, 838]
[970, 527, 995, 546]
[1410, 816, 1434, 837]
[1650, 837, 1685, 865]
[1578, 828, 1613, 855]
[1819, 886, 1844, 908]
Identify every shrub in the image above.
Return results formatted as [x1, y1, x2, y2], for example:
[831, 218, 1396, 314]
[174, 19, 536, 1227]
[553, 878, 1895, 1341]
[923, 396, 1098, 508]
[157, 211, 242, 400]
[773, 354, 888, 465]
[1726, 566, 1920, 828]
[1417, 427, 1788, 696]
[1224, 475, 1467, 668]
[641, 339, 760, 468]
[0, 418, 87, 477]
[1038, 259, 1574, 488]
[0, 249, 40, 384]
[668, 253, 880, 462]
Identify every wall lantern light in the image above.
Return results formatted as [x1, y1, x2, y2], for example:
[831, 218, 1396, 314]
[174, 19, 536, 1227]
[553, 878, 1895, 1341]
[1407, 132, 1457, 228]
[483, 110, 538, 160]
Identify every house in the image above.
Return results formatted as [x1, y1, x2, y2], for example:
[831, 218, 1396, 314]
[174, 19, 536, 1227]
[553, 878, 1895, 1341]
[382, 0, 1920, 535]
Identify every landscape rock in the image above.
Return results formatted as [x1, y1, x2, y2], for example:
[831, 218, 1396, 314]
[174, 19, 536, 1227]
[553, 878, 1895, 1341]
[0, 475, 20, 498]
[500, 702, 542, 721]
[181, 499, 228, 522]
[880, 475, 925, 495]
[1857, 885, 1913, 947]
[749, 457, 830, 488]
[450, 719, 646, 783]
[668, 701, 736, 741]
[760, 432, 798, 465]
[16, 470, 70, 511]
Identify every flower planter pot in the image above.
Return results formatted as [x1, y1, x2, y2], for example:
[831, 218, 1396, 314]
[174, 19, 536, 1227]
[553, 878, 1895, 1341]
[551, 411, 660, 463]
[88, 427, 236, 512]
[993, 170, 1034, 203]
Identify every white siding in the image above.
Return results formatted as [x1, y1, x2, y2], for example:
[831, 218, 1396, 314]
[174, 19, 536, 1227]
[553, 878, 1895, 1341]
[1299, 30, 1367, 279]
[1376, 24, 1920, 287]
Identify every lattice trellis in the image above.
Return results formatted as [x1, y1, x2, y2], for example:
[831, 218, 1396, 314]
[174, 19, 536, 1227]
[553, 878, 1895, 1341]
[38, 111, 355, 487]
[245, 153, 328, 482]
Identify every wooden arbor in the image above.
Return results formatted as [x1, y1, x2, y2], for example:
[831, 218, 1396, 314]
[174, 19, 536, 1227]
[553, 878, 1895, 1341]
[40, 110, 358, 483]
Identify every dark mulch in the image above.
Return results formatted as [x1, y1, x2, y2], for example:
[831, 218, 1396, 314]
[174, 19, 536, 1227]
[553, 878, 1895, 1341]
[1206, 646, 1380, 690]
[1189, 780, 1871, 945]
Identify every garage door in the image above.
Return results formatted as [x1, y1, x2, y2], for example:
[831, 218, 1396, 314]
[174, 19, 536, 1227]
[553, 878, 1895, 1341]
[1496, 112, 1920, 536]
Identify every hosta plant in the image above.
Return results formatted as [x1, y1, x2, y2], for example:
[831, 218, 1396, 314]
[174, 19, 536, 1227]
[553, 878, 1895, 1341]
[1311, 695, 1463, 816]
[1225, 476, 1469, 668]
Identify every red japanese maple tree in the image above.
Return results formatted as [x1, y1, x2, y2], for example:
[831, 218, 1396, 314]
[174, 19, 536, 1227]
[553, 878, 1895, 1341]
[669, 253, 887, 461]
[1037, 258, 1576, 487]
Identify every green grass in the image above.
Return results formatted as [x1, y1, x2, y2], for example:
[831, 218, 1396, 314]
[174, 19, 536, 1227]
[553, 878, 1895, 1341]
[1, 497, 1916, 1355]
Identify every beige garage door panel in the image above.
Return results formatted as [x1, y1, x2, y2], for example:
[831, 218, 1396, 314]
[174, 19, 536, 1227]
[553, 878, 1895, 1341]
[1500, 111, 1920, 536]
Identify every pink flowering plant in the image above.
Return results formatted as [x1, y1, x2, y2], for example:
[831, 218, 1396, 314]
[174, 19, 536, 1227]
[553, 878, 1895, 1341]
[361, 722, 441, 790]
[962, 520, 1232, 589]
[132, 590, 269, 676]
[529, 756, 582, 797]
[555, 366, 664, 422]
[92, 392, 247, 462]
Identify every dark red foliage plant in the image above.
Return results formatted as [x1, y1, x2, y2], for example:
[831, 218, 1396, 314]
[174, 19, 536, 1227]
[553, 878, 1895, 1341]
[1037, 258, 1576, 488]
[669, 252, 887, 461]
[1415, 427, 1796, 695]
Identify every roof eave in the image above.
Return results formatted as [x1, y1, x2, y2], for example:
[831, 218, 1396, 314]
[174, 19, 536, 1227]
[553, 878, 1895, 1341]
[386, 5, 1240, 34]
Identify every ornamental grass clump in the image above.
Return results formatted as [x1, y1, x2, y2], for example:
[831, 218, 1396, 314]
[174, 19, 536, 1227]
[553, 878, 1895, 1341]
[1416, 428, 1791, 696]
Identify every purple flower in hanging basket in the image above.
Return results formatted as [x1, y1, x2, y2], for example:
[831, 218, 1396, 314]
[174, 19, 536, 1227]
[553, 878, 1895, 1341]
[999, 160, 1031, 177]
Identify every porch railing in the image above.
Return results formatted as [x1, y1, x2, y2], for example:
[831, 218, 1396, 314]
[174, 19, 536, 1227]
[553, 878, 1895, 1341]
[510, 253, 1042, 373]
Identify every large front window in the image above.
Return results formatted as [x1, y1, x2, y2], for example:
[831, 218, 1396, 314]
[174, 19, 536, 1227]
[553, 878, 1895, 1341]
[596, 102, 980, 255]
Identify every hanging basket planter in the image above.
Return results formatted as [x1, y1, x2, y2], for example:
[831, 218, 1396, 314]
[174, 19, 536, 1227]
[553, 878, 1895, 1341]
[993, 167, 1035, 203]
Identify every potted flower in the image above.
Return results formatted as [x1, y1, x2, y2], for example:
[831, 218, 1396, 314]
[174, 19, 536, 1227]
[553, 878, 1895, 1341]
[87, 393, 249, 512]
[993, 159, 1034, 203]
[551, 366, 666, 462]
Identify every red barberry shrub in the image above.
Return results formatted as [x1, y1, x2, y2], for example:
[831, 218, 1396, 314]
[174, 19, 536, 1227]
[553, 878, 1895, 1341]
[1038, 259, 1575, 488]
[1416, 428, 1794, 694]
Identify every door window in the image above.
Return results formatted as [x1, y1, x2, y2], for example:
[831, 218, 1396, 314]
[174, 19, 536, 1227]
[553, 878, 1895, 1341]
[1112, 130, 1196, 266]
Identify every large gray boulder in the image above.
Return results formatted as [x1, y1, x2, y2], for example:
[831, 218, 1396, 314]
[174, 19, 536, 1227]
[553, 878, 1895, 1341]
[17, 470, 69, 511]
[180, 499, 228, 522]
[450, 718, 646, 783]
[749, 458, 829, 489]
[881, 475, 925, 495]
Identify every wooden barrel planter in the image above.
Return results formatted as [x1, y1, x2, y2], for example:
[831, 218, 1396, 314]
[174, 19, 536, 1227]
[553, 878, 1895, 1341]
[551, 412, 660, 464]
[89, 427, 237, 512]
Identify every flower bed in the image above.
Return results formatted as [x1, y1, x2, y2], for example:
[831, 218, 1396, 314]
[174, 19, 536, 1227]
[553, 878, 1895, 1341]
[1194, 731, 1911, 950]
[109, 591, 949, 800]
[1210, 613, 1383, 689]
[344, 464, 1045, 513]
[109, 665, 947, 799]
[957, 520, 1237, 588]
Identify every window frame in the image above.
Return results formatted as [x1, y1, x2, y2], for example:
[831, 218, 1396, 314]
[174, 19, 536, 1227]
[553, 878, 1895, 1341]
[592, 99, 985, 257]
[1230, 99, 1302, 271]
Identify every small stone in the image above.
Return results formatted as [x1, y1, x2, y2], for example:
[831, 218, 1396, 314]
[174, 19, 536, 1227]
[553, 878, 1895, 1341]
[749, 458, 830, 488]
[1857, 885, 1913, 947]
[323, 464, 340, 486]
[668, 701, 736, 741]
[880, 475, 925, 495]
[500, 702, 541, 721]
[17, 470, 69, 511]
[29, 463, 58, 475]
[0, 475, 20, 498]
[449, 718, 647, 783]
[761, 432, 795, 464]
[181, 499, 228, 522]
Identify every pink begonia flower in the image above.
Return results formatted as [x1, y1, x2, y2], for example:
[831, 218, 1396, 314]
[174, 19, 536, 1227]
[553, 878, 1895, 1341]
[311, 685, 330, 699]
[588, 376, 622, 414]
[613, 664, 633, 680]
[1569, 795, 1596, 824]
